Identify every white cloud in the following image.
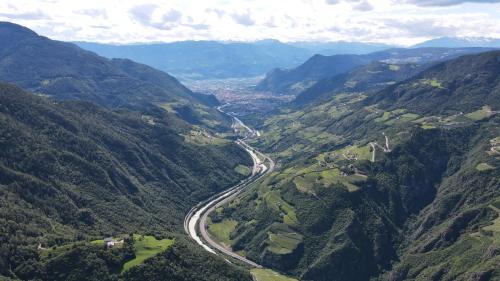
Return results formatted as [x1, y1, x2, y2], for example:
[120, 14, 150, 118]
[401, 0, 500, 6]
[231, 10, 256, 26]
[0, 9, 50, 20]
[0, 0, 498, 45]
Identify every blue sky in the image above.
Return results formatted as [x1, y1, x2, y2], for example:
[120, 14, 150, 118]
[0, 0, 499, 45]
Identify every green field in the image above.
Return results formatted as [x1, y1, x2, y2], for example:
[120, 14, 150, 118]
[263, 190, 298, 226]
[376, 109, 407, 123]
[421, 123, 437, 130]
[483, 205, 500, 235]
[416, 78, 445, 89]
[476, 163, 495, 171]
[182, 129, 229, 146]
[39, 243, 76, 259]
[389, 64, 401, 71]
[208, 219, 238, 246]
[333, 144, 372, 161]
[466, 106, 492, 121]
[251, 269, 298, 281]
[293, 175, 314, 193]
[235, 164, 252, 176]
[400, 113, 420, 121]
[268, 232, 303, 254]
[122, 235, 174, 272]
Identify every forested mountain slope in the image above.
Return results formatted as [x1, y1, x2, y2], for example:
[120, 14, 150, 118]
[366, 51, 500, 114]
[211, 51, 500, 281]
[293, 62, 427, 106]
[255, 53, 371, 95]
[0, 83, 252, 280]
[0, 22, 226, 129]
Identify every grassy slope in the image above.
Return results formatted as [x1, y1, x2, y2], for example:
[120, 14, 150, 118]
[123, 238, 253, 281]
[208, 219, 238, 246]
[251, 269, 298, 281]
[122, 235, 174, 272]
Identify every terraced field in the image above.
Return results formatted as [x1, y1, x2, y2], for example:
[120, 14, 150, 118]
[267, 232, 303, 254]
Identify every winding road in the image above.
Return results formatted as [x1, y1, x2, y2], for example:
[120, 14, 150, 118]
[184, 107, 274, 268]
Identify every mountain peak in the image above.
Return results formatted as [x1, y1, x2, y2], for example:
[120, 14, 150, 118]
[413, 36, 500, 48]
[0, 21, 38, 37]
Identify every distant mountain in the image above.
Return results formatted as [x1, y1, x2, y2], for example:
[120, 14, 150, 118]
[413, 37, 500, 48]
[76, 40, 394, 80]
[76, 40, 313, 80]
[257, 47, 495, 95]
[294, 61, 428, 106]
[255, 54, 371, 94]
[366, 50, 500, 114]
[0, 22, 226, 129]
[291, 41, 394, 55]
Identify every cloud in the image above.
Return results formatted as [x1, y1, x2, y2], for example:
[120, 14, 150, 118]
[383, 17, 459, 37]
[129, 5, 184, 30]
[353, 0, 374, 11]
[264, 16, 278, 28]
[402, 0, 500, 6]
[325, 0, 374, 11]
[161, 9, 182, 22]
[91, 25, 111, 29]
[75, 8, 108, 18]
[231, 11, 255, 26]
[129, 4, 157, 25]
[0, 9, 50, 20]
[186, 23, 210, 30]
[206, 8, 225, 18]
[1, 0, 499, 45]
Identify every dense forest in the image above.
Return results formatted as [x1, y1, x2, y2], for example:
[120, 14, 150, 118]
[0, 83, 252, 279]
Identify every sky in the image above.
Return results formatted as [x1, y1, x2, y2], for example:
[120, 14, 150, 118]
[0, 0, 499, 46]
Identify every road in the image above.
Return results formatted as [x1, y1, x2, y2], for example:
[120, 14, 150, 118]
[184, 108, 274, 268]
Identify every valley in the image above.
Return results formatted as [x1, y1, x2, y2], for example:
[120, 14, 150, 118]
[184, 107, 299, 281]
[182, 52, 500, 280]
[0, 13, 499, 281]
[185, 77, 294, 116]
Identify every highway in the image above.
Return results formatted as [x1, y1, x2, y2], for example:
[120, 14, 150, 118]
[184, 108, 274, 268]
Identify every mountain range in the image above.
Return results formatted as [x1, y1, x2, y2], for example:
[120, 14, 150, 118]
[75, 40, 400, 80]
[75, 40, 313, 80]
[0, 21, 254, 281]
[212, 50, 500, 281]
[293, 61, 427, 106]
[257, 47, 496, 96]
[412, 37, 500, 49]
[0, 22, 227, 130]
[76, 37, 500, 81]
[1, 21, 499, 281]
